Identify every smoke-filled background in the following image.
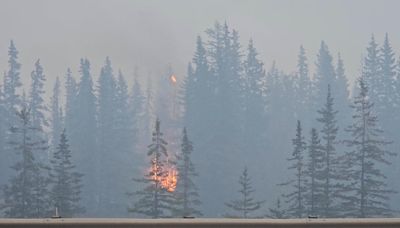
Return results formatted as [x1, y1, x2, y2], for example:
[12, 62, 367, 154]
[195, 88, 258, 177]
[1, 0, 400, 219]
[1, 0, 400, 88]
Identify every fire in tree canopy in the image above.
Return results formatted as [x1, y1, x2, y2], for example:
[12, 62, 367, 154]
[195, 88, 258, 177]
[128, 118, 175, 218]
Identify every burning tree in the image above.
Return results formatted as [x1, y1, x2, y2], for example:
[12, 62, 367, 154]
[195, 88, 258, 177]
[128, 118, 175, 218]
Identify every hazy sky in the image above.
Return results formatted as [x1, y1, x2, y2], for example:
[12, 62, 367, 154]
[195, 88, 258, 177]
[0, 0, 399, 94]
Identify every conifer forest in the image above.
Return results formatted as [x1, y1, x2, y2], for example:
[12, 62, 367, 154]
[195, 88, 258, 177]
[1, 0, 400, 219]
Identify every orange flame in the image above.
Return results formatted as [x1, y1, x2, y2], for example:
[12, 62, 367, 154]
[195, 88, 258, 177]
[162, 168, 178, 192]
[170, 75, 177, 84]
[150, 162, 178, 192]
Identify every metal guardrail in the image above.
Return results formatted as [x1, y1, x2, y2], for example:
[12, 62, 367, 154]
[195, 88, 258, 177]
[0, 218, 400, 228]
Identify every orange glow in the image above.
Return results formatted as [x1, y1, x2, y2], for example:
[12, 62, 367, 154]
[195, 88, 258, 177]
[161, 168, 178, 192]
[149, 161, 178, 192]
[170, 75, 177, 84]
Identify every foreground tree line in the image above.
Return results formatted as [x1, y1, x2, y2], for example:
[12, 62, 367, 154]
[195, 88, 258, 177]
[0, 21, 399, 217]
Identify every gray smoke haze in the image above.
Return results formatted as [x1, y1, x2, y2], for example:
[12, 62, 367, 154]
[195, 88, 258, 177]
[0, 0, 400, 92]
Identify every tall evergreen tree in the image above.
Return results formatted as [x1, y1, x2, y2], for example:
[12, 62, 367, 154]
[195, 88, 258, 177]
[281, 120, 307, 218]
[1, 107, 51, 218]
[128, 119, 173, 218]
[29, 59, 49, 163]
[225, 167, 264, 218]
[110, 70, 135, 216]
[343, 77, 395, 217]
[316, 85, 347, 217]
[1, 41, 22, 186]
[95, 57, 117, 215]
[173, 128, 202, 217]
[305, 128, 324, 216]
[74, 58, 98, 215]
[50, 129, 84, 217]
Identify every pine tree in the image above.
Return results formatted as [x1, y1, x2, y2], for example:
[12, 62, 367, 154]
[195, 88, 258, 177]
[128, 119, 173, 218]
[1, 107, 51, 218]
[267, 198, 286, 219]
[173, 128, 202, 217]
[109, 70, 135, 216]
[281, 120, 307, 218]
[74, 58, 98, 215]
[95, 57, 117, 215]
[50, 129, 84, 217]
[305, 128, 324, 216]
[1, 41, 23, 186]
[225, 167, 264, 218]
[343, 77, 395, 217]
[28, 59, 49, 163]
[316, 85, 343, 217]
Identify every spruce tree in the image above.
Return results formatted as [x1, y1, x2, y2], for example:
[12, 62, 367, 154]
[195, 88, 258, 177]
[96, 57, 117, 215]
[305, 128, 324, 216]
[173, 128, 202, 217]
[50, 129, 84, 217]
[225, 167, 264, 218]
[316, 85, 343, 217]
[109, 70, 134, 216]
[1, 41, 22, 186]
[1, 107, 51, 218]
[128, 119, 173, 218]
[281, 120, 307, 218]
[343, 77, 395, 217]
[74, 58, 98, 215]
